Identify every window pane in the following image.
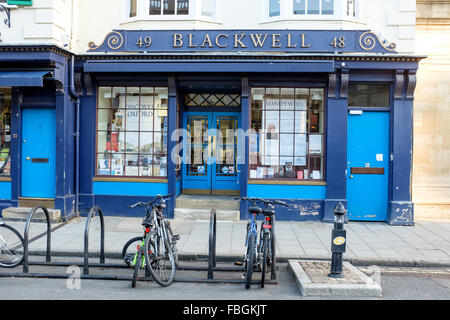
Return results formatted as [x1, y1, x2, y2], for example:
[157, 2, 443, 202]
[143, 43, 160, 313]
[97, 153, 112, 175]
[0, 88, 11, 176]
[321, 0, 334, 14]
[269, 0, 280, 17]
[348, 84, 390, 107]
[347, 0, 355, 17]
[111, 154, 124, 176]
[130, 0, 137, 17]
[150, 0, 162, 15]
[98, 87, 112, 108]
[202, 0, 214, 17]
[307, 0, 320, 14]
[177, 0, 189, 15]
[163, 0, 175, 15]
[293, 0, 306, 14]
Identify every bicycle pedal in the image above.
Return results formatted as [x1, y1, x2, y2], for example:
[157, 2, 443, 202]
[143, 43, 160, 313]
[172, 235, 180, 242]
[234, 261, 243, 266]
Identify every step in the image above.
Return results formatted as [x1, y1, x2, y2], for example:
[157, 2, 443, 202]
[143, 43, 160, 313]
[174, 208, 240, 221]
[1, 207, 62, 222]
[176, 195, 240, 211]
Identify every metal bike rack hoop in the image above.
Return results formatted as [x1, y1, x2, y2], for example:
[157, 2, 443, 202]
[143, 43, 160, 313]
[83, 205, 105, 275]
[23, 206, 52, 273]
[207, 209, 217, 280]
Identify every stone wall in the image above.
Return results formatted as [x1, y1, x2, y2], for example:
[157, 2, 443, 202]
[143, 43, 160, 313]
[413, 0, 450, 219]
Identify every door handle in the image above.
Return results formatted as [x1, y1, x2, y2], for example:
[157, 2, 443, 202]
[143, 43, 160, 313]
[26, 157, 30, 160]
[350, 175, 354, 179]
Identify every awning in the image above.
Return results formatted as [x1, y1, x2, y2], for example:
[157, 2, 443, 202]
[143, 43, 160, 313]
[0, 71, 51, 87]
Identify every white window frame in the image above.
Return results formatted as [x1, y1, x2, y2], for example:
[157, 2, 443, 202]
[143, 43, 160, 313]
[122, 0, 222, 24]
[260, 0, 362, 24]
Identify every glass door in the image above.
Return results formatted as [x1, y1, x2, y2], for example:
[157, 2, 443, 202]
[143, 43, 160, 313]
[182, 112, 240, 195]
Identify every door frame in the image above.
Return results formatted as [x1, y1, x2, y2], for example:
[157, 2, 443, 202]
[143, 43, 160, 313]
[181, 111, 241, 195]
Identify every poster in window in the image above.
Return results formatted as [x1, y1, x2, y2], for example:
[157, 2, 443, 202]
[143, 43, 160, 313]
[309, 134, 322, 154]
[295, 99, 307, 110]
[294, 134, 307, 157]
[280, 111, 294, 133]
[280, 134, 294, 156]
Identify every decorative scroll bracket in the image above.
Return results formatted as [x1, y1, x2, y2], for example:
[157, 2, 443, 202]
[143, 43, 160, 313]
[328, 73, 337, 99]
[340, 69, 349, 99]
[406, 70, 417, 99]
[0, 5, 11, 28]
[394, 69, 405, 100]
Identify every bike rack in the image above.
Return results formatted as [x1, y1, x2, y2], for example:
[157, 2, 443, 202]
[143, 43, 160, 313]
[207, 209, 216, 279]
[1, 205, 278, 287]
[23, 206, 52, 273]
[83, 205, 105, 275]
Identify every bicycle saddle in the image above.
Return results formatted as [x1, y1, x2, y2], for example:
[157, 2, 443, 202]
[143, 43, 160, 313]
[263, 209, 275, 216]
[249, 206, 263, 214]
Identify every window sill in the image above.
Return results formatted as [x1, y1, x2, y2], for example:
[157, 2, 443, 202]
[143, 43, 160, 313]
[120, 16, 222, 26]
[248, 179, 326, 186]
[0, 176, 11, 181]
[259, 16, 365, 25]
[93, 177, 168, 183]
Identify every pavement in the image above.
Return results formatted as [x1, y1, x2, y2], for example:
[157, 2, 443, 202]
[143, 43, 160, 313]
[3, 216, 450, 267]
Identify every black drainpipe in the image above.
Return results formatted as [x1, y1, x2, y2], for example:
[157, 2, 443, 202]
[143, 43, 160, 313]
[68, 56, 80, 216]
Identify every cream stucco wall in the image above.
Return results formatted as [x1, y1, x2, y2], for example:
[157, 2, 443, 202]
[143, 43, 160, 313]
[413, 0, 450, 219]
[0, 0, 416, 54]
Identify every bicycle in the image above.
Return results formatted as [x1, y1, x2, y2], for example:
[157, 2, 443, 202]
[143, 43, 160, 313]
[235, 197, 288, 289]
[122, 194, 179, 287]
[0, 219, 25, 268]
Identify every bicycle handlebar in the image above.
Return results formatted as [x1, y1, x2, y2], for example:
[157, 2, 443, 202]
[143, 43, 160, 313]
[129, 194, 173, 209]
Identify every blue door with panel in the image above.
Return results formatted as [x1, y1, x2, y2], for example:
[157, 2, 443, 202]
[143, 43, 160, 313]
[21, 108, 56, 198]
[347, 111, 389, 221]
[182, 112, 241, 195]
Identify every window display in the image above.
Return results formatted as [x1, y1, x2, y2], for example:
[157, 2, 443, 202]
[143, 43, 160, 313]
[96, 87, 168, 178]
[0, 88, 11, 176]
[250, 87, 324, 181]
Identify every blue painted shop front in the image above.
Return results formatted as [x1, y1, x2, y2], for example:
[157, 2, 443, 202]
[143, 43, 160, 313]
[0, 31, 424, 225]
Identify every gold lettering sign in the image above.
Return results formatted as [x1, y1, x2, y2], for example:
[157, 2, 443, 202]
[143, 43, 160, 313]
[188, 34, 197, 48]
[272, 34, 281, 48]
[250, 34, 268, 48]
[300, 34, 311, 48]
[234, 34, 247, 48]
[215, 34, 228, 48]
[201, 34, 214, 48]
[287, 34, 296, 48]
[173, 34, 183, 47]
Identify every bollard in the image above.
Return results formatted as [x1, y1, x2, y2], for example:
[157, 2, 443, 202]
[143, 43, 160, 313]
[328, 202, 347, 278]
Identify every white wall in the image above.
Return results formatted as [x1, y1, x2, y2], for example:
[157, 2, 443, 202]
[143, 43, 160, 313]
[0, 0, 416, 54]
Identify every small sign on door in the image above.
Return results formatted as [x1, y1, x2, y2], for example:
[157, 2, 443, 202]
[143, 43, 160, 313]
[376, 154, 383, 162]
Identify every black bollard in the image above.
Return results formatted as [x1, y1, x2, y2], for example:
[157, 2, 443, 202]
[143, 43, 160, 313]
[328, 202, 347, 278]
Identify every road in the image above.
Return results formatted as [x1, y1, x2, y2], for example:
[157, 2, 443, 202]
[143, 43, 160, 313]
[0, 258, 449, 301]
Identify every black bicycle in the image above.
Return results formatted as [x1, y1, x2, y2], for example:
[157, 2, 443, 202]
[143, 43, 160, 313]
[122, 194, 179, 287]
[0, 219, 25, 268]
[235, 197, 288, 289]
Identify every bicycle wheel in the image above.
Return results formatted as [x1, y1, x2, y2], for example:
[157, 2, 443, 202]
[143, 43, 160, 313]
[131, 246, 143, 288]
[164, 220, 179, 266]
[245, 232, 255, 289]
[260, 232, 269, 288]
[144, 230, 176, 287]
[122, 236, 143, 267]
[0, 224, 25, 268]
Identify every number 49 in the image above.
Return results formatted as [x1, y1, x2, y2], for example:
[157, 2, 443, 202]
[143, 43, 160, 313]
[137, 36, 152, 48]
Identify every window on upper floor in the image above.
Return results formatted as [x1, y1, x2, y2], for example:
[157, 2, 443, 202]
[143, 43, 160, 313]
[266, 0, 359, 20]
[126, 0, 218, 21]
[149, 0, 189, 15]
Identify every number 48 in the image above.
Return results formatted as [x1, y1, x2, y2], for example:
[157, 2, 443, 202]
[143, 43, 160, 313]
[331, 37, 345, 48]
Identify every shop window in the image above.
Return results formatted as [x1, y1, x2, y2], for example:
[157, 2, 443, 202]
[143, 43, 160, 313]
[250, 87, 325, 181]
[0, 88, 11, 177]
[348, 84, 390, 108]
[96, 87, 168, 178]
[150, 0, 189, 15]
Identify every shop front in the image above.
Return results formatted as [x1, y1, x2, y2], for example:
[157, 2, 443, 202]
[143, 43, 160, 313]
[0, 29, 422, 225]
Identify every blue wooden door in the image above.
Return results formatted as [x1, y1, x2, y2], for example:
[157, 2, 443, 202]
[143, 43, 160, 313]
[21, 108, 56, 198]
[182, 112, 240, 195]
[347, 111, 389, 221]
